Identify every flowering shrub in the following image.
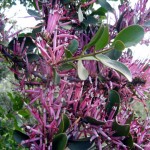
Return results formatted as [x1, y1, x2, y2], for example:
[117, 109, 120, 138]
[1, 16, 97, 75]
[0, 0, 150, 149]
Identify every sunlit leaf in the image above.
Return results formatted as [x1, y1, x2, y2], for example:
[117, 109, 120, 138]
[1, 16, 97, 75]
[95, 54, 132, 81]
[83, 25, 104, 51]
[114, 40, 125, 51]
[77, 60, 89, 80]
[78, 6, 84, 22]
[113, 25, 144, 47]
[95, 25, 109, 50]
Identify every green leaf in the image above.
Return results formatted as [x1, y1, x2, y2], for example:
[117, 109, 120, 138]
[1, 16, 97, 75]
[106, 90, 120, 117]
[65, 49, 72, 58]
[98, 0, 114, 12]
[91, 7, 107, 16]
[125, 112, 134, 124]
[62, 114, 70, 132]
[60, 0, 71, 4]
[112, 120, 130, 136]
[18, 109, 30, 119]
[84, 25, 104, 51]
[13, 130, 29, 147]
[95, 54, 132, 81]
[113, 25, 144, 47]
[54, 69, 60, 85]
[77, 60, 89, 80]
[68, 138, 93, 150]
[58, 114, 70, 133]
[106, 49, 122, 60]
[123, 133, 134, 149]
[32, 23, 43, 37]
[83, 116, 105, 126]
[27, 9, 41, 20]
[107, 40, 125, 60]
[27, 54, 40, 63]
[79, 56, 97, 61]
[95, 25, 109, 50]
[59, 63, 75, 71]
[52, 133, 67, 150]
[78, 6, 84, 22]
[8, 93, 23, 111]
[67, 39, 79, 54]
[114, 40, 125, 51]
[83, 16, 98, 26]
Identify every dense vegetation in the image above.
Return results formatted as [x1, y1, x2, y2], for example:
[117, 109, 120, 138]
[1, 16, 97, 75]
[0, 0, 150, 149]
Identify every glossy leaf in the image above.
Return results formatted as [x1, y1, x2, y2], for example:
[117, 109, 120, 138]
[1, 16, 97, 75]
[58, 114, 70, 133]
[67, 39, 79, 54]
[78, 7, 84, 22]
[114, 40, 125, 51]
[95, 25, 109, 50]
[107, 40, 125, 60]
[106, 49, 122, 60]
[98, 0, 114, 12]
[84, 25, 104, 51]
[106, 90, 120, 117]
[112, 120, 130, 136]
[113, 25, 144, 47]
[83, 116, 105, 126]
[79, 56, 97, 61]
[62, 114, 70, 132]
[77, 60, 89, 80]
[13, 130, 29, 147]
[91, 7, 107, 16]
[83, 16, 98, 26]
[123, 133, 134, 149]
[95, 54, 132, 81]
[52, 133, 67, 150]
[68, 138, 93, 150]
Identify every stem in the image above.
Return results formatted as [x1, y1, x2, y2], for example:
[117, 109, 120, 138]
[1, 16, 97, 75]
[54, 47, 113, 66]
